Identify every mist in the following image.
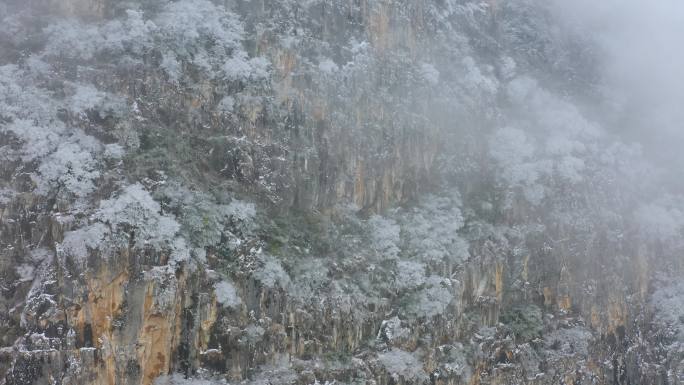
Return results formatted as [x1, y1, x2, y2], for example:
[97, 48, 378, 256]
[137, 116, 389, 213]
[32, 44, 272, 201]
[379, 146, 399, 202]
[551, 0, 684, 175]
[1, 1, 683, 384]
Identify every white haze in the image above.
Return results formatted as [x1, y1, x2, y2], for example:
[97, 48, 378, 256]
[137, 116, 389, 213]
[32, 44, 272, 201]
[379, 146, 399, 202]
[551, 0, 684, 176]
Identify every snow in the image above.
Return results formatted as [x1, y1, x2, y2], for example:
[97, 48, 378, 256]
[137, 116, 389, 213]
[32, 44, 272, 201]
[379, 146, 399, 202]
[224, 200, 257, 222]
[41, 0, 269, 82]
[156, 183, 257, 248]
[406, 276, 454, 318]
[253, 255, 291, 289]
[499, 56, 517, 80]
[420, 62, 440, 85]
[103, 143, 126, 159]
[489, 127, 547, 204]
[377, 316, 411, 344]
[217, 96, 235, 114]
[1, 0, 684, 382]
[488, 74, 613, 204]
[395, 261, 426, 290]
[169, 237, 191, 265]
[377, 349, 429, 382]
[68, 84, 107, 115]
[154, 0, 242, 50]
[222, 53, 269, 81]
[652, 278, 684, 341]
[97, 183, 181, 249]
[368, 215, 401, 260]
[0, 187, 14, 205]
[214, 280, 242, 308]
[0, 66, 120, 199]
[461, 56, 499, 96]
[3, 119, 63, 161]
[634, 201, 684, 242]
[401, 195, 469, 264]
[544, 325, 593, 359]
[161, 51, 182, 81]
[35, 137, 101, 197]
[318, 58, 339, 74]
[16, 264, 35, 282]
[153, 374, 223, 385]
[59, 183, 185, 262]
[60, 223, 109, 262]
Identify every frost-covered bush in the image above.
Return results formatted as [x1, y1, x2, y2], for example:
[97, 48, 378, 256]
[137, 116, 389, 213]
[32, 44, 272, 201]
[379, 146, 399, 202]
[377, 350, 429, 383]
[3, 115, 103, 197]
[290, 258, 330, 300]
[489, 76, 604, 206]
[0, 66, 122, 199]
[214, 279, 242, 309]
[60, 223, 110, 262]
[404, 276, 455, 318]
[157, 183, 257, 249]
[41, 0, 269, 82]
[34, 134, 102, 197]
[544, 325, 593, 358]
[97, 183, 180, 248]
[3, 119, 64, 162]
[436, 343, 472, 380]
[42, 10, 152, 61]
[377, 316, 411, 345]
[253, 255, 291, 289]
[67, 83, 128, 118]
[400, 195, 469, 265]
[394, 261, 427, 291]
[367, 215, 401, 260]
[153, 374, 223, 385]
[0, 65, 53, 125]
[651, 278, 684, 342]
[460, 56, 499, 103]
[489, 126, 548, 204]
[59, 183, 186, 263]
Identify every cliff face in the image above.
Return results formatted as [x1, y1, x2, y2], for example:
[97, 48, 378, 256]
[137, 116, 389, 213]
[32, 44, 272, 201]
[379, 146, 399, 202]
[1, 1, 683, 385]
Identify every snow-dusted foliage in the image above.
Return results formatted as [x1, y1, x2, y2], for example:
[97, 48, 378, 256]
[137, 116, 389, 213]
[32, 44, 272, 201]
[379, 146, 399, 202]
[60, 223, 110, 262]
[58, 183, 186, 263]
[42, 0, 269, 82]
[0, 65, 56, 123]
[377, 316, 411, 345]
[400, 195, 469, 265]
[543, 325, 593, 359]
[404, 276, 455, 318]
[0, 67, 111, 198]
[214, 279, 242, 308]
[394, 261, 427, 291]
[3, 119, 63, 162]
[377, 349, 429, 383]
[652, 278, 684, 342]
[34, 134, 102, 197]
[2, 0, 684, 384]
[154, 374, 225, 385]
[97, 183, 181, 249]
[253, 255, 291, 289]
[367, 215, 401, 260]
[157, 183, 257, 249]
[489, 77, 604, 206]
[489, 126, 547, 204]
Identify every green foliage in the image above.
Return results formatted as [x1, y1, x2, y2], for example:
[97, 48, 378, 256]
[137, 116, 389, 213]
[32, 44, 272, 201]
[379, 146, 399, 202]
[260, 209, 331, 257]
[500, 304, 543, 342]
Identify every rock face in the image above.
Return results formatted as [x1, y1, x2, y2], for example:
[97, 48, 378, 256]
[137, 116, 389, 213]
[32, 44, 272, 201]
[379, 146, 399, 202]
[1, 1, 683, 385]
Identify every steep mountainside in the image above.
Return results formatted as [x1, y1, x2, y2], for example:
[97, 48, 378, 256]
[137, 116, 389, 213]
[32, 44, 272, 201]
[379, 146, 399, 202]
[0, 1, 683, 384]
